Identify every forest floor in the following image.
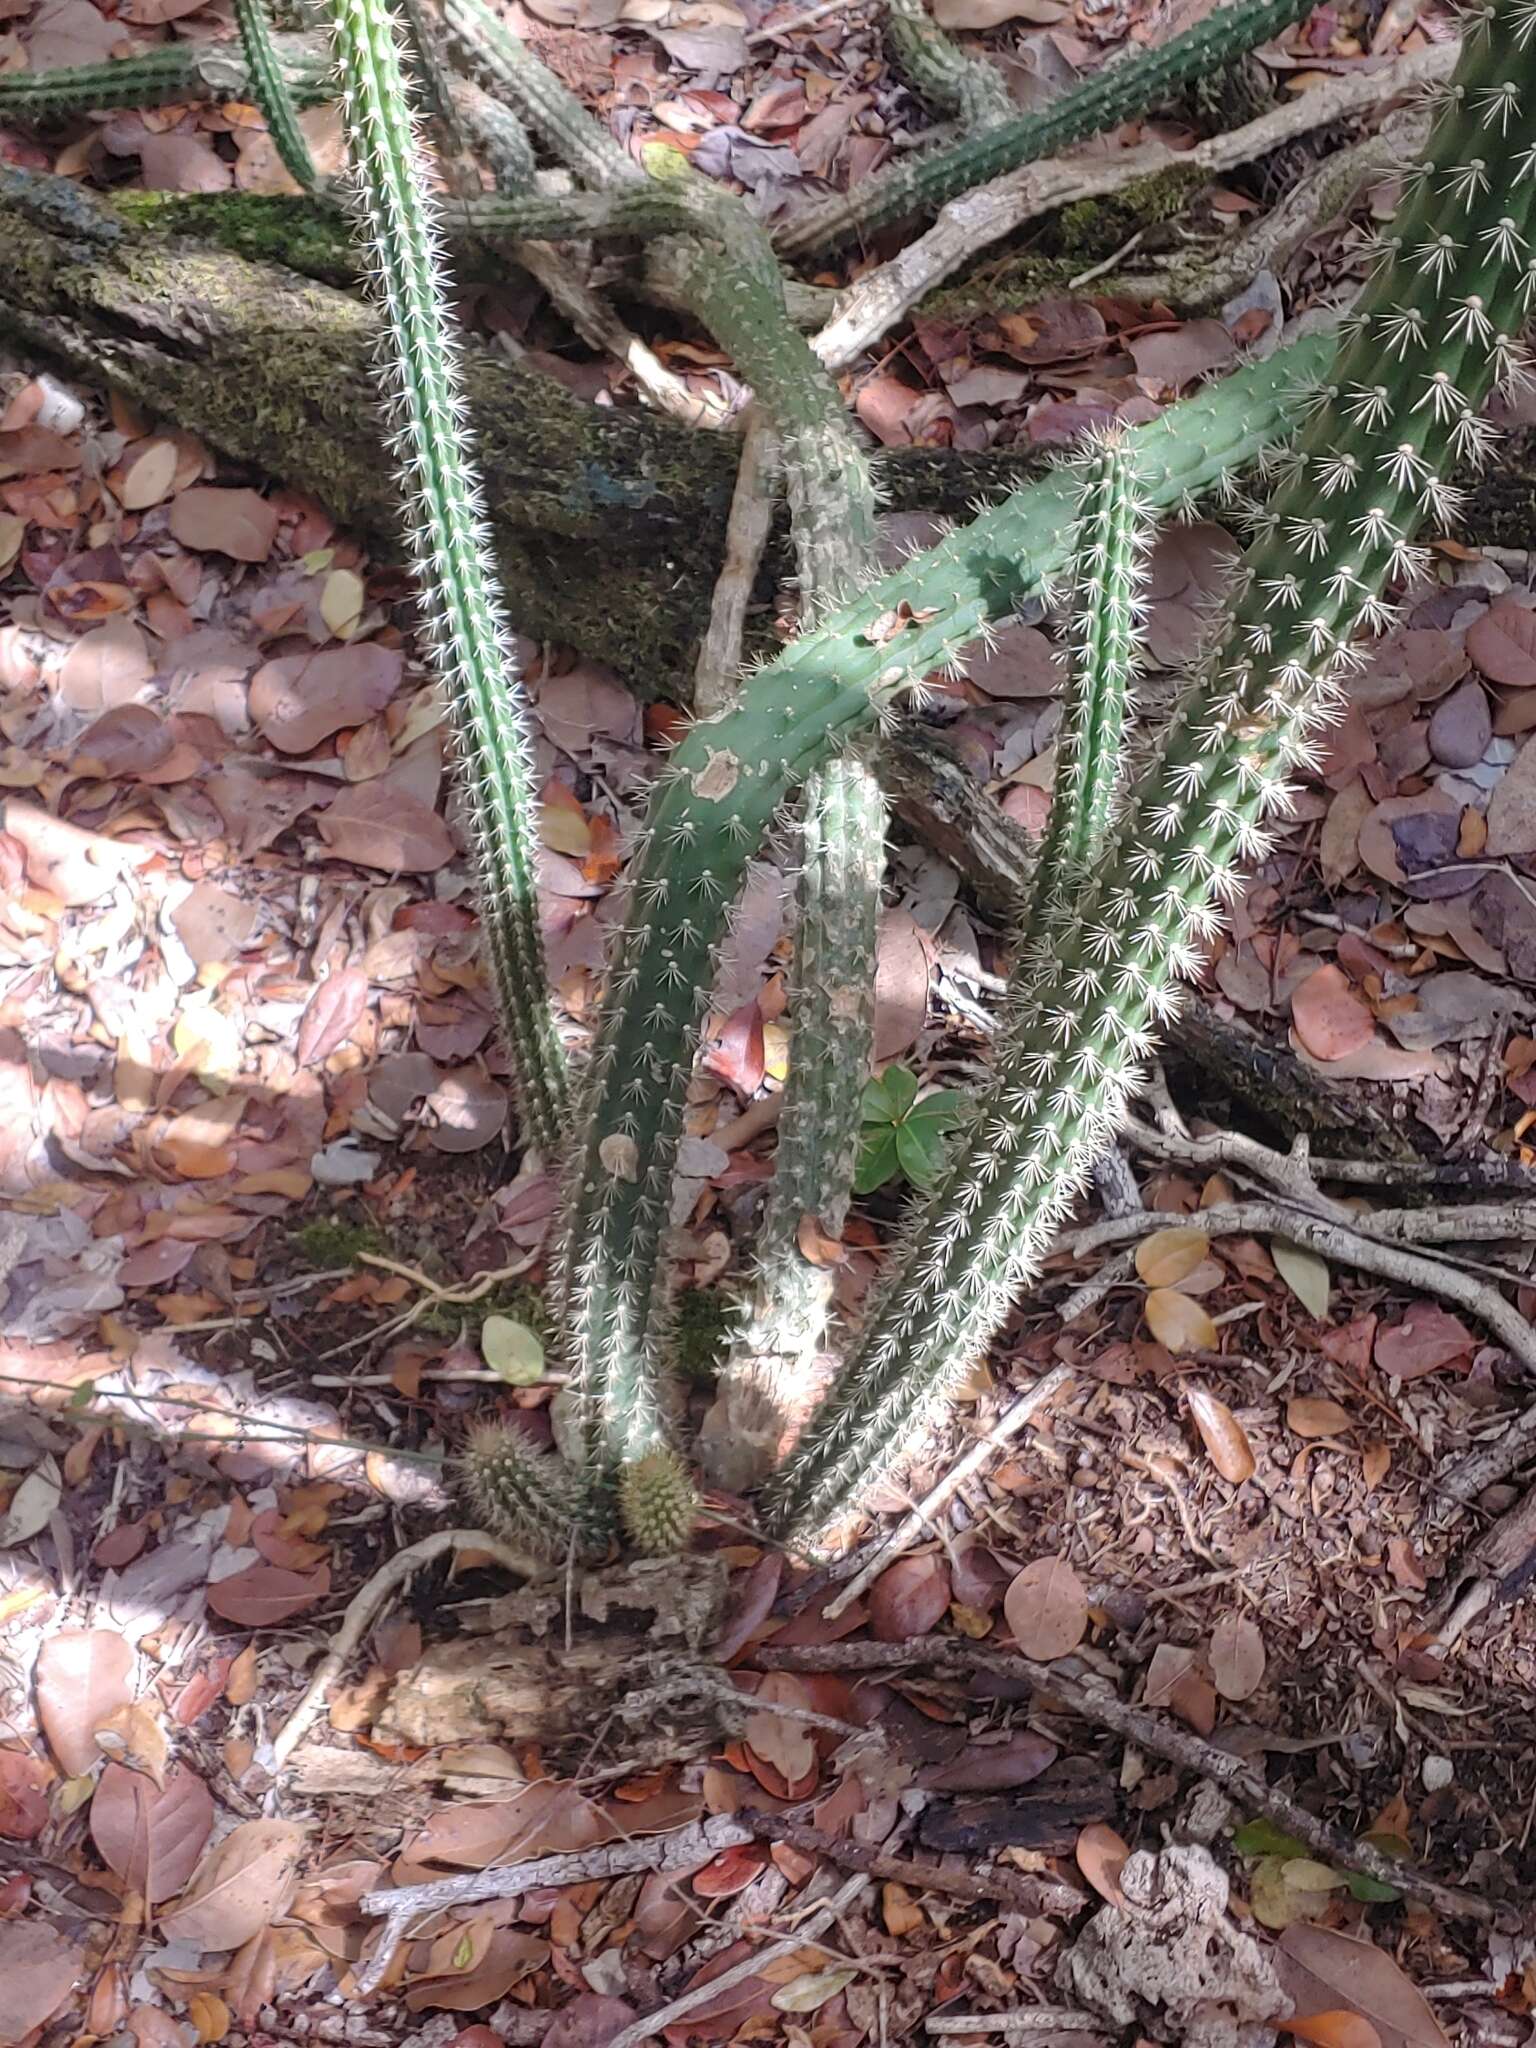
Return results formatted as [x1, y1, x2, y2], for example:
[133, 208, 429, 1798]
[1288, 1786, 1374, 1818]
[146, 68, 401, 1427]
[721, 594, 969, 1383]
[4, 0, 1536, 2046]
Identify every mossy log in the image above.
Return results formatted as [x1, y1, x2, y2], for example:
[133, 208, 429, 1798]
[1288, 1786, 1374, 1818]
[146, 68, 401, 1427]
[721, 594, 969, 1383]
[4, 169, 1535, 693]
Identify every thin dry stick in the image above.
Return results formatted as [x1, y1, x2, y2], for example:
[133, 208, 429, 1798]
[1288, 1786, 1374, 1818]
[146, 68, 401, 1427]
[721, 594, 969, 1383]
[927, 2018, 1104, 2038]
[758, 1639, 1498, 1926]
[268, 1529, 539, 1773]
[316, 1249, 540, 1358]
[694, 403, 780, 714]
[1442, 1409, 1536, 1501]
[821, 1366, 1075, 1618]
[812, 40, 1453, 373]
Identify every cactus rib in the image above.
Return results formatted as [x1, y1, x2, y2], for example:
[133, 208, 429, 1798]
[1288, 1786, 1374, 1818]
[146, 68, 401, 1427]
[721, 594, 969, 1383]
[774, 0, 1315, 260]
[765, 0, 1536, 1541]
[324, 0, 567, 1154]
[236, 0, 321, 194]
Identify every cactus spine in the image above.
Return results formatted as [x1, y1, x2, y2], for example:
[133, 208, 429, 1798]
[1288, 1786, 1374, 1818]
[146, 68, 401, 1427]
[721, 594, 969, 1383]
[460, 1420, 597, 1559]
[764, 0, 1536, 1541]
[774, 0, 1315, 260]
[236, 0, 320, 194]
[0, 35, 330, 122]
[323, 0, 567, 1156]
[884, 0, 1014, 132]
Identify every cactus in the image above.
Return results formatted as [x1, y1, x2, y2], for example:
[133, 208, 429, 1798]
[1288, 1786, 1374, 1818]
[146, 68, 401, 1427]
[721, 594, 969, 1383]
[236, 0, 320, 194]
[774, 0, 1316, 260]
[323, 0, 567, 1154]
[884, 0, 1014, 131]
[618, 1447, 699, 1554]
[763, 0, 1536, 1541]
[460, 1420, 597, 1559]
[439, 0, 638, 189]
[0, 34, 330, 123]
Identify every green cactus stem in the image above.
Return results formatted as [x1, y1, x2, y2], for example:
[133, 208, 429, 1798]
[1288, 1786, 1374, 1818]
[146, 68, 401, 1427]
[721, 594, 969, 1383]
[764, 0, 1536, 1541]
[460, 1420, 596, 1559]
[439, 0, 639, 189]
[236, 0, 321, 194]
[324, 0, 567, 1154]
[618, 1447, 699, 1554]
[773, 0, 1315, 260]
[885, 0, 1014, 130]
[556, 336, 1325, 1487]
[0, 34, 330, 123]
[1024, 433, 1153, 944]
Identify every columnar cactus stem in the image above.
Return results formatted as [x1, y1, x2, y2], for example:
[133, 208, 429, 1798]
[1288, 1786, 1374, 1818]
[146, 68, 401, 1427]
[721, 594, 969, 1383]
[1025, 435, 1152, 944]
[764, 0, 1536, 1542]
[439, 0, 639, 189]
[557, 338, 1323, 1487]
[460, 1420, 601, 1559]
[774, 0, 1315, 260]
[884, 0, 1014, 131]
[236, 0, 321, 194]
[324, 0, 568, 1155]
[0, 35, 329, 122]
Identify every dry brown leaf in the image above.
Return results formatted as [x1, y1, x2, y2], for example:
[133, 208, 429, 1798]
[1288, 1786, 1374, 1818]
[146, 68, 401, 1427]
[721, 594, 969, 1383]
[207, 1563, 331, 1625]
[1186, 1385, 1255, 1483]
[1319, 780, 1375, 887]
[34, 1629, 134, 1777]
[93, 1700, 169, 1787]
[1134, 1226, 1208, 1289]
[167, 487, 279, 563]
[795, 1212, 845, 1268]
[296, 968, 369, 1067]
[1003, 1554, 1087, 1661]
[1142, 1643, 1217, 1734]
[161, 1818, 306, 1950]
[872, 910, 934, 1059]
[1074, 1822, 1130, 1905]
[90, 1761, 215, 1904]
[314, 780, 455, 873]
[0, 1922, 84, 2045]
[1361, 1441, 1392, 1490]
[249, 644, 402, 754]
[1276, 1924, 1449, 2048]
[119, 439, 179, 512]
[1291, 965, 1375, 1063]
[868, 1552, 951, 1642]
[1286, 2016, 1383, 2048]
[1286, 1396, 1354, 1439]
[743, 1673, 816, 1783]
[1209, 1612, 1265, 1701]
[1144, 1288, 1217, 1354]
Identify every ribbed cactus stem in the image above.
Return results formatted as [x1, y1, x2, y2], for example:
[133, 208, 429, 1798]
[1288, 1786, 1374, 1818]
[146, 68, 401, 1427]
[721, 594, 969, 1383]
[440, 0, 638, 189]
[764, 0, 1536, 1542]
[236, 0, 320, 194]
[448, 77, 536, 192]
[774, 0, 1315, 260]
[460, 1421, 597, 1559]
[324, 0, 567, 1154]
[557, 338, 1322, 1488]
[0, 35, 330, 121]
[1025, 434, 1152, 943]
[885, 0, 1014, 130]
[618, 1447, 698, 1554]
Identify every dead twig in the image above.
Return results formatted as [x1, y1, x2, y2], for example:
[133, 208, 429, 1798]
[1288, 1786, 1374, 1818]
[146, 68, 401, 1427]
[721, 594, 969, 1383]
[737, 1806, 1079, 1915]
[694, 403, 779, 714]
[268, 1528, 540, 1775]
[756, 1639, 1500, 1926]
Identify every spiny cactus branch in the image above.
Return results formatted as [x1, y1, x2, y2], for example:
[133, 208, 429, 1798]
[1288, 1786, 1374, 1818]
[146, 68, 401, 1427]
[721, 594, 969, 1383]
[460, 1421, 600, 1559]
[0, 33, 330, 122]
[439, 0, 638, 188]
[884, 0, 1014, 130]
[236, 0, 322, 194]
[324, 0, 567, 1154]
[774, 0, 1316, 260]
[764, 0, 1536, 1542]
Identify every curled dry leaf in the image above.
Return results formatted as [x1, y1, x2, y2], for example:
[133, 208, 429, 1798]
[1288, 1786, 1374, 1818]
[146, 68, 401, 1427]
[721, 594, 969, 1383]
[1144, 1288, 1217, 1354]
[1209, 1612, 1266, 1702]
[161, 1818, 306, 1950]
[1286, 1396, 1354, 1439]
[1003, 1554, 1087, 1661]
[93, 1700, 169, 1787]
[34, 1628, 134, 1777]
[1186, 1385, 1255, 1484]
[1075, 1822, 1130, 1906]
[1134, 1226, 1208, 1289]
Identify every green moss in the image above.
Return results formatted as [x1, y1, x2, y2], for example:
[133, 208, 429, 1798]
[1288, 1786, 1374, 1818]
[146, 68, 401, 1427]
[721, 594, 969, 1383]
[110, 191, 361, 286]
[415, 1277, 551, 1338]
[291, 1212, 389, 1269]
[669, 1286, 733, 1385]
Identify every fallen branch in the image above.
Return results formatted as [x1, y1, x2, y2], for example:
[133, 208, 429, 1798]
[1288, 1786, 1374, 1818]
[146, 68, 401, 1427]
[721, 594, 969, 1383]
[267, 1529, 540, 1773]
[756, 1639, 1500, 1925]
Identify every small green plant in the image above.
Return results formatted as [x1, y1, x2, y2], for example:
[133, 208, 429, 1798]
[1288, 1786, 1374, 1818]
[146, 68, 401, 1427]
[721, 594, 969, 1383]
[855, 1066, 967, 1194]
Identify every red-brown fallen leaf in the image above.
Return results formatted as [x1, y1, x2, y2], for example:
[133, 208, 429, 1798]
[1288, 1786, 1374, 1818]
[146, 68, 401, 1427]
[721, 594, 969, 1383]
[161, 1818, 306, 1950]
[1276, 1923, 1450, 2048]
[1143, 1643, 1217, 1734]
[1209, 1613, 1266, 1702]
[1003, 1555, 1087, 1661]
[296, 968, 369, 1066]
[93, 1700, 169, 1786]
[1129, 319, 1237, 391]
[868, 1552, 951, 1642]
[172, 882, 259, 968]
[90, 1761, 215, 1904]
[1467, 595, 1536, 688]
[693, 1845, 769, 1898]
[249, 644, 403, 754]
[1287, 1396, 1354, 1438]
[315, 780, 455, 872]
[34, 1629, 134, 1777]
[541, 1998, 640, 2048]
[403, 1928, 550, 2012]
[703, 998, 766, 1096]
[206, 1563, 331, 1625]
[0, 1920, 84, 2045]
[1486, 732, 1536, 857]
[873, 910, 934, 1059]
[425, 1067, 508, 1153]
[1291, 965, 1375, 1063]
[57, 617, 153, 714]
[167, 487, 279, 563]
[795, 1212, 845, 1268]
[714, 1553, 784, 1665]
[3, 799, 147, 905]
[1134, 1226, 1208, 1288]
[1374, 1303, 1476, 1380]
[743, 1673, 817, 1785]
[0, 1750, 52, 1842]
[1386, 1538, 1428, 1591]
[1285, 2016, 1383, 2048]
[922, 1730, 1057, 1792]
[1186, 1385, 1255, 1484]
[1075, 1822, 1130, 1905]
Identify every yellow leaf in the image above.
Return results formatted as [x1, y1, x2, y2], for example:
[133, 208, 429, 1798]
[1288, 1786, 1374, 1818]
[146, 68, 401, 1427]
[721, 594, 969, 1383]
[92, 1700, 169, 1788]
[187, 1991, 231, 2044]
[1144, 1288, 1218, 1353]
[119, 439, 179, 512]
[319, 568, 365, 640]
[1186, 1385, 1255, 1484]
[0, 513, 23, 573]
[1135, 1226, 1209, 1289]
